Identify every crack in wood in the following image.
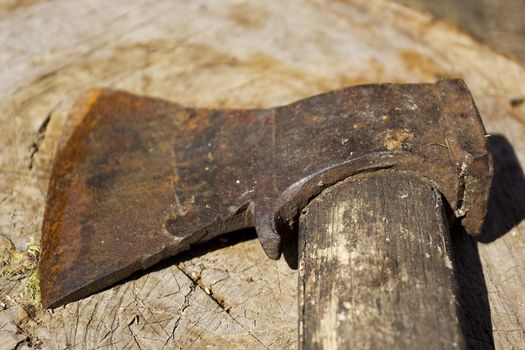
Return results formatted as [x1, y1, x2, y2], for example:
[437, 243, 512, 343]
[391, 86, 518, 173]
[175, 264, 229, 314]
[175, 264, 271, 349]
[28, 112, 51, 170]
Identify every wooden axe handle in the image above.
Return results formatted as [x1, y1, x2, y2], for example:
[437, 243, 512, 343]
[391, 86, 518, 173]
[298, 172, 465, 349]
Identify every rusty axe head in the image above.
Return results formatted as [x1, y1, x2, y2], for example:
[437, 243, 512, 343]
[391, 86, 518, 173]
[39, 79, 492, 308]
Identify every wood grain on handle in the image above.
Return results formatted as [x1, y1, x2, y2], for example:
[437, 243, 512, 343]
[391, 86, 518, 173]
[298, 172, 465, 349]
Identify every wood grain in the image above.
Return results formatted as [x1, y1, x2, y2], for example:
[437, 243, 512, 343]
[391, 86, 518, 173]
[299, 173, 463, 349]
[398, 0, 525, 61]
[0, 0, 524, 348]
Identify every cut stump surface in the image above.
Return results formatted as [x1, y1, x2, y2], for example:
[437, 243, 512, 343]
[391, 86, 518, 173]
[1, 0, 524, 349]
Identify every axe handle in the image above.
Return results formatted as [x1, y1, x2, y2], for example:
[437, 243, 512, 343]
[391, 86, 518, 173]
[298, 172, 465, 349]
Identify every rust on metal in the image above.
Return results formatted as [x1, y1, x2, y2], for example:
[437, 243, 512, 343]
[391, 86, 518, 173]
[39, 79, 492, 308]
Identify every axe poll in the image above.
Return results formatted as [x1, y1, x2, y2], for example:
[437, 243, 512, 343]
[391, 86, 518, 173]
[39, 79, 492, 349]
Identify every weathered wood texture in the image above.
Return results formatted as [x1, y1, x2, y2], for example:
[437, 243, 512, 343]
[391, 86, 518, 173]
[0, 0, 524, 349]
[398, 0, 525, 61]
[299, 173, 463, 349]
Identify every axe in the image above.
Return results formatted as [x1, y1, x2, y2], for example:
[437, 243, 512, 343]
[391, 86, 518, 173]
[39, 79, 492, 349]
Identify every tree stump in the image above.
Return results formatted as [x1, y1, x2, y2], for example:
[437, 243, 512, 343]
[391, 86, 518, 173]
[1, 0, 524, 349]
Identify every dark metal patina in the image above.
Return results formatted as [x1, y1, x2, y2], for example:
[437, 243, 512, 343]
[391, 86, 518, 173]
[39, 79, 492, 308]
